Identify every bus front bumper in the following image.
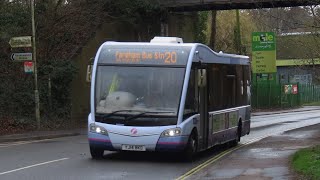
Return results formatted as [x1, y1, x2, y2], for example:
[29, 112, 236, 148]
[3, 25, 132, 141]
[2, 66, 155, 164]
[88, 132, 188, 152]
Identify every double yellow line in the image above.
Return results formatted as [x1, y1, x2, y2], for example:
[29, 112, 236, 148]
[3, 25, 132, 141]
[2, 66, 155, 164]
[176, 136, 269, 180]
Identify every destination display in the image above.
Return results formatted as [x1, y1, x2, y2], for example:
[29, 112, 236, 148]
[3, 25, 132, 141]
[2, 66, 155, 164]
[98, 45, 191, 66]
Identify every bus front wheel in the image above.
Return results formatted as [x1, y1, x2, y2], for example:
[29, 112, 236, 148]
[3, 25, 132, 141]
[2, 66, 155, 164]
[90, 146, 104, 159]
[183, 132, 197, 161]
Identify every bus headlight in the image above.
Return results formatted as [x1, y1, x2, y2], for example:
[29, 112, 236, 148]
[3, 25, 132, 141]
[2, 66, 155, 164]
[90, 123, 108, 135]
[161, 128, 181, 137]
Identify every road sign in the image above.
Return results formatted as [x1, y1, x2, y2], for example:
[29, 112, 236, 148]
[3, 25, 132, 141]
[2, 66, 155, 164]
[11, 53, 32, 61]
[284, 84, 298, 94]
[251, 32, 276, 73]
[9, 36, 32, 48]
[24, 61, 34, 74]
[292, 84, 298, 94]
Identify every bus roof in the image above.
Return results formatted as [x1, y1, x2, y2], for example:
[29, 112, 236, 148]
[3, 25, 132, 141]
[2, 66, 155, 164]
[193, 44, 250, 65]
[96, 41, 250, 66]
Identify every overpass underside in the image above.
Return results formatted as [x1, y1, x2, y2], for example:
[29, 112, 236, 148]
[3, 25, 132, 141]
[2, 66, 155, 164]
[162, 0, 320, 11]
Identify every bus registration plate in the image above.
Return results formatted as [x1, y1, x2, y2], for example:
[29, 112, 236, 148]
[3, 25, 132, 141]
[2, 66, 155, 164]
[122, 145, 146, 151]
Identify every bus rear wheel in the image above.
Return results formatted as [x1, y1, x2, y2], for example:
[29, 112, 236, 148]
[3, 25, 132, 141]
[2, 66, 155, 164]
[90, 146, 104, 159]
[231, 122, 242, 146]
[237, 122, 242, 142]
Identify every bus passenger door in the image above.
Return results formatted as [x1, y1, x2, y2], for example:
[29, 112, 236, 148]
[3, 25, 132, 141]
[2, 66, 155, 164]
[197, 68, 209, 150]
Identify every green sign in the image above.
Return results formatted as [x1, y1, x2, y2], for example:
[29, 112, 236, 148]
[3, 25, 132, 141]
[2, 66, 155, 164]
[252, 32, 276, 73]
[252, 32, 276, 51]
[252, 51, 276, 73]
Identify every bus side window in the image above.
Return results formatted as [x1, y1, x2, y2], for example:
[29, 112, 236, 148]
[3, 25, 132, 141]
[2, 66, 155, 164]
[208, 64, 219, 111]
[225, 65, 236, 108]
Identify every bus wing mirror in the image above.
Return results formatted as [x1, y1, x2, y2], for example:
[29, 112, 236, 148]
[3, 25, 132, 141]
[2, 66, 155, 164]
[86, 57, 94, 83]
[86, 64, 93, 83]
[197, 69, 206, 87]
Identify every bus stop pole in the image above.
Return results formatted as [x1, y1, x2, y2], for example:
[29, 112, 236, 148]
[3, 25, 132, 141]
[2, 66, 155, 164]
[31, 0, 41, 129]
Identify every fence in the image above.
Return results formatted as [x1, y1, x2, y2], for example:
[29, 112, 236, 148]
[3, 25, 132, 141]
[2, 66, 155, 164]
[299, 84, 320, 104]
[252, 83, 320, 109]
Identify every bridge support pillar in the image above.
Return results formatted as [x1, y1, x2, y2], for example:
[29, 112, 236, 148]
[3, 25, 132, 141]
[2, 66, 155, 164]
[161, 23, 169, 36]
[167, 12, 197, 42]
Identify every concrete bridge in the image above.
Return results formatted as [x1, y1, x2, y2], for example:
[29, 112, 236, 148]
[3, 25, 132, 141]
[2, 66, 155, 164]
[161, 0, 320, 11]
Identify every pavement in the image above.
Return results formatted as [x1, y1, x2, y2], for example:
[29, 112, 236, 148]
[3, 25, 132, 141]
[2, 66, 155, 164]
[0, 128, 87, 143]
[252, 106, 320, 116]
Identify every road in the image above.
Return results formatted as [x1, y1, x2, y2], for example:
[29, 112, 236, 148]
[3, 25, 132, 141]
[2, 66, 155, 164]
[0, 110, 320, 180]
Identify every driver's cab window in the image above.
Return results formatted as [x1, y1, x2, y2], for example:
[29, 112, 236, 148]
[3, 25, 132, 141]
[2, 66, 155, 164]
[95, 66, 185, 115]
[184, 69, 197, 117]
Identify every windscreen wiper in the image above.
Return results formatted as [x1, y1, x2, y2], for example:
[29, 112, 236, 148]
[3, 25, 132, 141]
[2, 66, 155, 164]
[96, 110, 144, 119]
[125, 111, 175, 121]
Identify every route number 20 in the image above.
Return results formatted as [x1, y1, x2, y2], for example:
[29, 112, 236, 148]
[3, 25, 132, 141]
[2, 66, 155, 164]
[164, 52, 177, 64]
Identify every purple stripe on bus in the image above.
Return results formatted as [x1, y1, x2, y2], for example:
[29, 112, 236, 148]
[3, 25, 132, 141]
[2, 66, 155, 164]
[89, 138, 111, 143]
[157, 141, 187, 145]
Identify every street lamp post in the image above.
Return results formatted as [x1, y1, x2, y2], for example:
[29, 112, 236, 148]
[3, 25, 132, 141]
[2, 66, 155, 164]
[31, 0, 41, 129]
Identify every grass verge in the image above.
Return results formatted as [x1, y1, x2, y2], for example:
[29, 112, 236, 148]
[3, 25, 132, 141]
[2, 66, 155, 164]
[291, 145, 320, 180]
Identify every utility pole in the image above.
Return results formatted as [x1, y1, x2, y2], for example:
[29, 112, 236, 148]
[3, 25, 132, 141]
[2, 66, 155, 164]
[31, 0, 41, 129]
[209, 11, 217, 50]
[235, 9, 242, 54]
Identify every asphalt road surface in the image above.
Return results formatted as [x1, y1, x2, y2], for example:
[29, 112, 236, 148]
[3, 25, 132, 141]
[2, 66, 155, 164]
[1, 110, 320, 180]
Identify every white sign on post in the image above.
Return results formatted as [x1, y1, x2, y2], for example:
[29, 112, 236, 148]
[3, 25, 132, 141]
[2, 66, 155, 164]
[11, 53, 32, 61]
[9, 36, 32, 48]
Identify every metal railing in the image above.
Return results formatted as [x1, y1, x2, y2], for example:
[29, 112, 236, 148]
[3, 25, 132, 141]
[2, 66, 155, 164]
[252, 83, 320, 108]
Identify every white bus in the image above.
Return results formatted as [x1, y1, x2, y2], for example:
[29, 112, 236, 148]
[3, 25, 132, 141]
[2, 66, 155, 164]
[88, 37, 251, 160]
